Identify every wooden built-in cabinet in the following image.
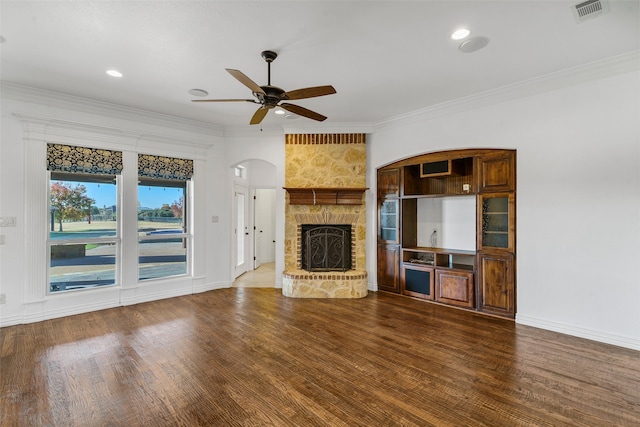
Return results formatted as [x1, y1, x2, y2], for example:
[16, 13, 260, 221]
[376, 149, 516, 319]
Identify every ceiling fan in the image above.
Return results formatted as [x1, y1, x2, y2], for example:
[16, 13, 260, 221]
[192, 50, 336, 125]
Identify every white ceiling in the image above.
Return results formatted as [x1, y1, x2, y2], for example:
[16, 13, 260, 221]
[1, 1, 638, 129]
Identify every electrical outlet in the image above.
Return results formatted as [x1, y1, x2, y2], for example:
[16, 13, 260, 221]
[0, 294, 6, 305]
[463, 184, 470, 192]
[0, 217, 16, 227]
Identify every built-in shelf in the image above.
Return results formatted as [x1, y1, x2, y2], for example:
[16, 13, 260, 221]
[377, 148, 516, 318]
[402, 247, 476, 272]
[284, 187, 368, 205]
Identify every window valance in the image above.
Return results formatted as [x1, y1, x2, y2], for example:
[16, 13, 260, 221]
[138, 154, 193, 181]
[46, 143, 123, 175]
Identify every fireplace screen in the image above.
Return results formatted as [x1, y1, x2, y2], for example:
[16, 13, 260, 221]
[301, 224, 352, 272]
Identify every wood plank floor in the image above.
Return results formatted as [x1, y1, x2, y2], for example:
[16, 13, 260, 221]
[1, 289, 638, 426]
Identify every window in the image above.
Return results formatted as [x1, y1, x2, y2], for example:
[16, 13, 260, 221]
[48, 173, 118, 292]
[137, 179, 189, 281]
[45, 144, 194, 291]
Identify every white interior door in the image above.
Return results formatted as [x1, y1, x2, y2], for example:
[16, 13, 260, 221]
[234, 184, 249, 278]
[254, 188, 276, 268]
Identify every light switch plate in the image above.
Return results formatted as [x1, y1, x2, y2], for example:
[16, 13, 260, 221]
[0, 217, 16, 227]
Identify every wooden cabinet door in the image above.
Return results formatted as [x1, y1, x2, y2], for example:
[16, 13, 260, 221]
[401, 263, 435, 300]
[377, 244, 400, 293]
[435, 269, 474, 308]
[477, 152, 515, 193]
[377, 168, 400, 198]
[478, 252, 515, 317]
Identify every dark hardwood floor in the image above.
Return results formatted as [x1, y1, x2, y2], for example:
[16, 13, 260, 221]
[1, 289, 638, 426]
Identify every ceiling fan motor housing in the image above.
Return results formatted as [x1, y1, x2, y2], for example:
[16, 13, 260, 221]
[256, 85, 287, 108]
[261, 50, 278, 63]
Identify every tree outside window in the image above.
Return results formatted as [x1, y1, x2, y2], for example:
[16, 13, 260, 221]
[50, 182, 95, 231]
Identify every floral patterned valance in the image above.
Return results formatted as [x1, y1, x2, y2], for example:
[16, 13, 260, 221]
[138, 154, 193, 181]
[46, 143, 123, 175]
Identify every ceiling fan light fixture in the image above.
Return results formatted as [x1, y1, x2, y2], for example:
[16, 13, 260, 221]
[274, 108, 285, 115]
[451, 28, 470, 40]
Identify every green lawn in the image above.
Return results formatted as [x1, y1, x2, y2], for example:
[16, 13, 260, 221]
[55, 220, 182, 232]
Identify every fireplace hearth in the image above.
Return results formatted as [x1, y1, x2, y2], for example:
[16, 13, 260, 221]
[301, 224, 352, 272]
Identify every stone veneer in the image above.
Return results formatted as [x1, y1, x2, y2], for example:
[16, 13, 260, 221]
[283, 134, 368, 298]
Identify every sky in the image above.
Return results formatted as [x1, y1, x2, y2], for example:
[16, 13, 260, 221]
[81, 182, 183, 210]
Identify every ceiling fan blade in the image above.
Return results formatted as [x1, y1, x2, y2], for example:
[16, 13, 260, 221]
[226, 69, 266, 95]
[284, 85, 336, 101]
[191, 99, 256, 103]
[280, 103, 327, 122]
[250, 107, 269, 125]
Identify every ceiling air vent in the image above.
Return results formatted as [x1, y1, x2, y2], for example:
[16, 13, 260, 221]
[572, 0, 609, 22]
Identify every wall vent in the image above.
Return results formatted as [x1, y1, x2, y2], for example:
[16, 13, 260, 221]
[572, 0, 609, 22]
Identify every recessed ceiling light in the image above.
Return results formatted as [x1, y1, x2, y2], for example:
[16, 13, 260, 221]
[106, 69, 123, 78]
[451, 28, 470, 40]
[188, 89, 209, 97]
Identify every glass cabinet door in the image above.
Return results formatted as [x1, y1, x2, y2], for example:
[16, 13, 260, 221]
[379, 199, 398, 242]
[479, 193, 514, 251]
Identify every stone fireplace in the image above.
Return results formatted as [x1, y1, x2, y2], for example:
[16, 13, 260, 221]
[282, 134, 368, 298]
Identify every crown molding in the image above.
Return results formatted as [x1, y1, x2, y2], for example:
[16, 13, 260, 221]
[1, 81, 224, 138]
[374, 50, 640, 132]
[13, 113, 211, 158]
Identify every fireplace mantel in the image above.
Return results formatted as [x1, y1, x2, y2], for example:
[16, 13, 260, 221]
[284, 187, 368, 205]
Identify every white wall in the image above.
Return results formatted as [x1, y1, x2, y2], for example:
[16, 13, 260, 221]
[368, 55, 640, 350]
[416, 196, 476, 250]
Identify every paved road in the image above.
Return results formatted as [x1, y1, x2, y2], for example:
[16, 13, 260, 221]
[50, 241, 187, 291]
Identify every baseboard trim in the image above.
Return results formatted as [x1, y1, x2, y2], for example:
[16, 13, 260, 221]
[516, 314, 640, 351]
[193, 280, 230, 294]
